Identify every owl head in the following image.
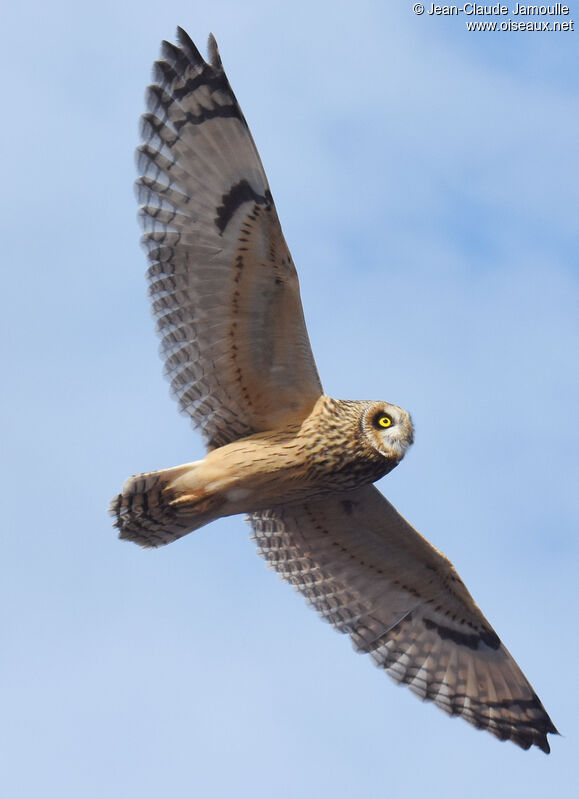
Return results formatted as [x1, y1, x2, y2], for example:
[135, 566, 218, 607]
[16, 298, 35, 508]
[361, 401, 414, 463]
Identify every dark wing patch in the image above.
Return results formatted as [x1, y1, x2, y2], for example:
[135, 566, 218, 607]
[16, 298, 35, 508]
[215, 180, 271, 234]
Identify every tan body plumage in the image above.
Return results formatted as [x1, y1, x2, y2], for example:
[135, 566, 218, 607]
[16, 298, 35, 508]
[114, 396, 413, 547]
[110, 28, 557, 753]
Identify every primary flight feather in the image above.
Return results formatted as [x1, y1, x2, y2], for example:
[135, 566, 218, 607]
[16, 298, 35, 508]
[111, 27, 557, 753]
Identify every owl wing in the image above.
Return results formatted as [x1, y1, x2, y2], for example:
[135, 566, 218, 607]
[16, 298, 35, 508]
[137, 29, 323, 449]
[250, 485, 558, 753]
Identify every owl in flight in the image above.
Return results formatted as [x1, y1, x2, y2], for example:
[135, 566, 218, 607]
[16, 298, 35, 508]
[111, 28, 557, 753]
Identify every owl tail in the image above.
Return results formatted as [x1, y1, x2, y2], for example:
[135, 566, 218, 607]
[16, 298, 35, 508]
[110, 461, 220, 548]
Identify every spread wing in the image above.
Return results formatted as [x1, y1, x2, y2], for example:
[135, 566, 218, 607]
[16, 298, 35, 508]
[137, 29, 323, 449]
[250, 485, 558, 752]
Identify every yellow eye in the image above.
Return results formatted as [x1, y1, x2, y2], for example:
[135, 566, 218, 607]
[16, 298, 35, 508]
[376, 414, 392, 429]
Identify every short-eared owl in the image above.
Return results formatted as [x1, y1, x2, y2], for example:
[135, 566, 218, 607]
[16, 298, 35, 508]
[111, 28, 557, 753]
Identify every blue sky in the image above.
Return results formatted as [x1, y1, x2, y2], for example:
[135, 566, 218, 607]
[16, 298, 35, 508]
[1, 1, 577, 796]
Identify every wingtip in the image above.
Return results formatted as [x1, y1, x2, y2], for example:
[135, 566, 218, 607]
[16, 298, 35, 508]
[168, 27, 222, 71]
[207, 32, 223, 69]
[510, 715, 559, 754]
[175, 26, 204, 65]
[541, 720, 561, 754]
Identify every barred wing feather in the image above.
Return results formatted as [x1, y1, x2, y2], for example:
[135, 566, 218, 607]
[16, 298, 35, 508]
[250, 485, 558, 752]
[137, 29, 323, 449]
